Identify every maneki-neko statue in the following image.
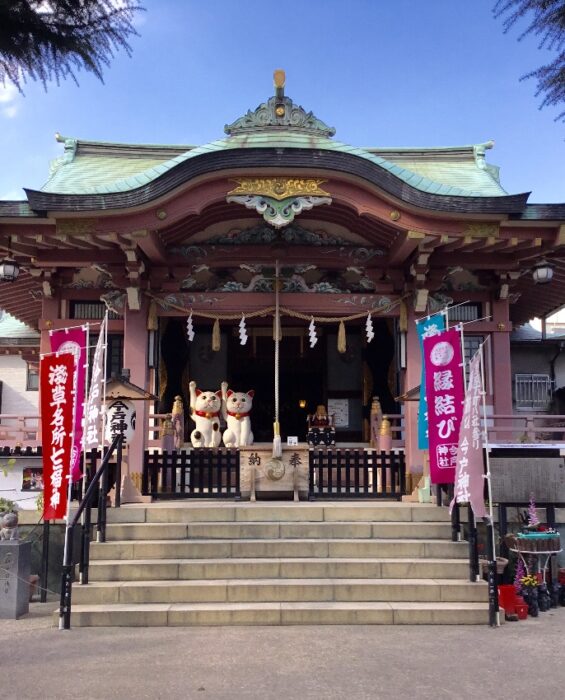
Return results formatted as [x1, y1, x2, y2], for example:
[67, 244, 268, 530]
[221, 381, 254, 447]
[188, 381, 222, 448]
[307, 405, 336, 446]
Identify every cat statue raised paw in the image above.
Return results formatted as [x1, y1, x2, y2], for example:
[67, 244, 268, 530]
[221, 381, 254, 447]
[189, 380, 222, 448]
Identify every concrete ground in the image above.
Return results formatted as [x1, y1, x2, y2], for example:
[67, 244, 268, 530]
[1, 602, 564, 700]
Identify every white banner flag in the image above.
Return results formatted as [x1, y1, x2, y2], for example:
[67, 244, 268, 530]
[83, 316, 106, 450]
[450, 350, 487, 518]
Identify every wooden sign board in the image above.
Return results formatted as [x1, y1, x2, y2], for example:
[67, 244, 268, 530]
[489, 448, 565, 503]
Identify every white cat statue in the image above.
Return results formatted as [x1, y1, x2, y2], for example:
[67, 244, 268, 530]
[221, 381, 254, 448]
[189, 380, 222, 448]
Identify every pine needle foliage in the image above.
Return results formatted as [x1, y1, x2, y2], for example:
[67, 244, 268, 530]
[494, 1, 565, 121]
[0, 1, 144, 90]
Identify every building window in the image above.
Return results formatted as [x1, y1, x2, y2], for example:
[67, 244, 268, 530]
[88, 334, 124, 380]
[514, 374, 554, 411]
[462, 334, 483, 365]
[448, 302, 481, 323]
[70, 301, 120, 320]
[26, 362, 39, 391]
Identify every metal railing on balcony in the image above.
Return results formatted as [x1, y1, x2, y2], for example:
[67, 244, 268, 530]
[514, 373, 554, 411]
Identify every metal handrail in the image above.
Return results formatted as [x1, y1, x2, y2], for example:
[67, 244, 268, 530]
[59, 434, 123, 630]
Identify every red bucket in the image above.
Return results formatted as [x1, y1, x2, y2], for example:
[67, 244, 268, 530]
[498, 584, 518, 614]
[515, 602, 529, 620]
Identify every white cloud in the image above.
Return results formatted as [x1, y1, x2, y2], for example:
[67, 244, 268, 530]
[0, 83, 21, 118]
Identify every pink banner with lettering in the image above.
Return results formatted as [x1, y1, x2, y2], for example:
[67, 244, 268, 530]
[50, 327, 87, 481]
[40, 353, 74, 520]
[423, 328, 464, 484]
[450, 351, 487, 518]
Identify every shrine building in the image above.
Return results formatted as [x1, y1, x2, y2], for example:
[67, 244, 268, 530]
[1, 71, 565, 482]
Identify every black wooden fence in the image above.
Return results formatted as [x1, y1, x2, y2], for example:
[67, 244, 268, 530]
[142, 448, 240, 499]
[308, 448, 406, 500]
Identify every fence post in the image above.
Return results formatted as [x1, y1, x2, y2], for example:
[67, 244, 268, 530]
[526, 415, 535, 442]
[40, 520, 50, 603]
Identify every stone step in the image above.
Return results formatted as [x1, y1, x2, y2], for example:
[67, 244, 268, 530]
[105, 521, 453, 541]
[105, 503, 452, 525]
[60, 601, 490, 626]
[92, 538, 466, 560]
[86, 557, 470, 581]
[71, 578, 487, 605]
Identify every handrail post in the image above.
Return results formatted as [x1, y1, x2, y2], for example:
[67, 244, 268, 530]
[468, 504, 480, 582]
[59, 521, 74, 630]
[98, 452, 108, 543]
[114, 435, 123, 508]
[451, 501, 461, 542]
[57, 434, 121, 629]
[81, 501, 92, 585]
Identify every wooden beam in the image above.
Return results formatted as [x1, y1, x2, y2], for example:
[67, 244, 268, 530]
[137, 231, 168, 264]
[33, 250, 125, 266]
[386, 230, 426, 265]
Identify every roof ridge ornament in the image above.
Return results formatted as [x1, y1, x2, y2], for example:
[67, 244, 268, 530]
[224, 70, 336, 138]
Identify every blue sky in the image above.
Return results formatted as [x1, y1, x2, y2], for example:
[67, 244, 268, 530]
[0, 0, 563, 202]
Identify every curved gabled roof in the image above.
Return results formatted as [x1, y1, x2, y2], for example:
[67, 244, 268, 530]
[27, 143, 528, 214]
[41, 131, 506, 199]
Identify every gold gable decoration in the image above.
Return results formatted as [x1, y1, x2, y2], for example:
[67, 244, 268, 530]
[228, 177, 330, 201]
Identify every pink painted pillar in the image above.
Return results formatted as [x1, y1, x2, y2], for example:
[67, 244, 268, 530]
[405, 306, 426, 475]
[491, 299, 513, 420]
[123, 298, 149, 474]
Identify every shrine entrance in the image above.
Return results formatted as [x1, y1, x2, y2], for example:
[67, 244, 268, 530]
[227, 326, 326, 442]
[158, 317, 398, 445]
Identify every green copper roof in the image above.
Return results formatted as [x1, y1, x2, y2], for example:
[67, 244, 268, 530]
[42, 131, 507, 198]
[41, 84, 505, 198]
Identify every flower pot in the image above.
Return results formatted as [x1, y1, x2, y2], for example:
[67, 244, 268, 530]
[515, 603, 529, 620]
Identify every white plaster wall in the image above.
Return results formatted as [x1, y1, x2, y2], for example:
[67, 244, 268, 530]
[0, 355, 38, 414]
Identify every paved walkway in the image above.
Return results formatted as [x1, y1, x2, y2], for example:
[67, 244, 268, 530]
[1, 602, 564, 699]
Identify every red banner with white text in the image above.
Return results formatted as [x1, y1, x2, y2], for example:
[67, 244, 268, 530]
[41, 353, 75, 520]
[49, 327, 87, 481]
[423, 328, 465, 484]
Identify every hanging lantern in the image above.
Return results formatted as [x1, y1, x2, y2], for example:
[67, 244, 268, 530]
[365, 312, 375, 343]
[186, 312, 195, 341]
[0, 257, 20, 282]
[239, 314, 248, 345]
[308, 317, 318, 348]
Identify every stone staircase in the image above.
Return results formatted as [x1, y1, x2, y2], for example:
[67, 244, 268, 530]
[66, 502, 489, 626]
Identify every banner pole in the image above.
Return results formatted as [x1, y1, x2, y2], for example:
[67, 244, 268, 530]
[81, 323, 90, 502]
[60, 361, 77, 631]
[480, 337, 500, 627]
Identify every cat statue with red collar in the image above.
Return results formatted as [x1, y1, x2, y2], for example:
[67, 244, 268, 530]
[221, 381, 254, 447]
[189, 380, 222, 448]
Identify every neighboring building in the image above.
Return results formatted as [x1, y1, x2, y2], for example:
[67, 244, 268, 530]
[0, 310, 39, 415]
[1, 72, 564, 476]
[511, 321, 565, 413]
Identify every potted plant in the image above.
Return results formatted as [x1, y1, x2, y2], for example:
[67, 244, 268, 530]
[521, 574, 540, 617]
